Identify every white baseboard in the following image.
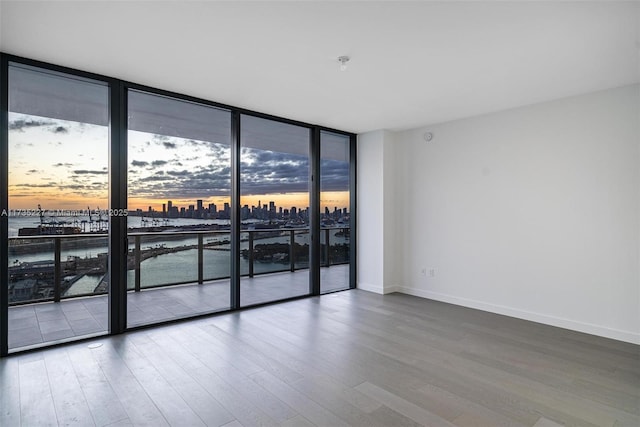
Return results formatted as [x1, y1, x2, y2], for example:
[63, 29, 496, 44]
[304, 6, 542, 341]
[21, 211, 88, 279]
[357, 281, 384, 294]
[397, 286, 640, 345]
[357, 282, 401, 295]
[384, 284, 401, 294]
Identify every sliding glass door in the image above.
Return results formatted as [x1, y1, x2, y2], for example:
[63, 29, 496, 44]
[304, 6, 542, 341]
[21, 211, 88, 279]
[6, 63, 110, 350]
[126, 90, 232, 327]
[320, 131, 352, 293]
[239, 115, 311, 306]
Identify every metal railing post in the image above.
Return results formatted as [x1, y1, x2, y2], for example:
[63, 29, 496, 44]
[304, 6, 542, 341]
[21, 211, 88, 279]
[248, 231, 254, 278]
[198, 234, 203, 284]
[290, 230, 295, 272]
[53, 238, 61, 302]
[134, 235, 141, 292]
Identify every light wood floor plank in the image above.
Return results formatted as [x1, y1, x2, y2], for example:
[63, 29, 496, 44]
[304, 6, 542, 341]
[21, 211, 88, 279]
[43, 349, 95, 426]
[355, 381, 457, 427]
[19, 358, 58, 426]
[151, 328, 297, 424]
[126, 333, 235, 427]
[105, 338, 206, 427]
[88, 341, 170, 427]
[250, 370, 350, 427]
[0, 357, 21, 426]
[66, 345, 131, 427]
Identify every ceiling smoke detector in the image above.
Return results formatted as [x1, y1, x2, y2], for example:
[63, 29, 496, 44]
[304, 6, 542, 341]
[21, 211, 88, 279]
[338, 56, 350, 71]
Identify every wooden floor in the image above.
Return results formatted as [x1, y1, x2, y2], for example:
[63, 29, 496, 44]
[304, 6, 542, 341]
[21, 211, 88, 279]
[1, 290, 638, 426]
[8, 265, 349, 350]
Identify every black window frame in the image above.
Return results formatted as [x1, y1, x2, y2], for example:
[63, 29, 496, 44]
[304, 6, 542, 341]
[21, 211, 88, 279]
[0, 52, 356, 357]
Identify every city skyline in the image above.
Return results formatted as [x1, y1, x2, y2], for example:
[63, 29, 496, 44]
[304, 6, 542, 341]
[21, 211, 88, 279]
[131, 198, 349, 222]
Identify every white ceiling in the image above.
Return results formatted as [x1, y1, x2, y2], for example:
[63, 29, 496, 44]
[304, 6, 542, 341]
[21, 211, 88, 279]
[1, 1, 638, 134]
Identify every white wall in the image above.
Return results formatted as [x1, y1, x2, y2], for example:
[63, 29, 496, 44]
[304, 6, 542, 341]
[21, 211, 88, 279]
[357, 130, 399, 294]
[388, 84, 639, 343]
[382, 131, 400, 292]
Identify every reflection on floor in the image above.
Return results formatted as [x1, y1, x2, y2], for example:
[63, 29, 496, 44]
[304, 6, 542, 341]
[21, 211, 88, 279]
[8, 265, 349, 351]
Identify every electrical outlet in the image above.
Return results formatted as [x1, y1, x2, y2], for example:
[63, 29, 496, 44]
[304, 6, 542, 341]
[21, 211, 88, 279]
[429, 268, 436, 277]
[420, 268, 426, 277]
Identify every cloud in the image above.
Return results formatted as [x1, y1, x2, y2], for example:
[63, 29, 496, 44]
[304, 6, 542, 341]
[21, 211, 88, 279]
[140, 175, 174, 182]
[53, 163, 74, 168]
[13, 183, 55, 188]
[72, 170, 109, 175]
[8, 118, 53, 132]
[125, 141, 343, 202]
[151, 135, 177, 149]
[52, 126, 68, 134]
[167, 170, 190, 177]
[239, 148, 309, 195]
[319, 159, 350, 191]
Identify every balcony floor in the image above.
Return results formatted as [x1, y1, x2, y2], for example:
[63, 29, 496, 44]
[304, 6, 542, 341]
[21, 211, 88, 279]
[8, 265, 349, 351]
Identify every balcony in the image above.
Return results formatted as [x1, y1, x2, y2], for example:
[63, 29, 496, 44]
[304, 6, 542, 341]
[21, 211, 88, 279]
[7, 227, 350, 351]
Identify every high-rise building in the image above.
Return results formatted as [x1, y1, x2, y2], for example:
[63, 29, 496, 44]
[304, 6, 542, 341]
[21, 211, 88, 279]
[269, 201, 276, 219]
[196, 199, 203, 218]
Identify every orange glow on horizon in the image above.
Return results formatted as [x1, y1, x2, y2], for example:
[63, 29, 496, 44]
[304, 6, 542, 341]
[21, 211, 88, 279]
[11, 191, 350, 213]
[127, 191, 350, 213]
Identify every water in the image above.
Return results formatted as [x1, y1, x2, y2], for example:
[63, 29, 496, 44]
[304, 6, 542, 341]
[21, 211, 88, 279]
[67, 274, 104, 296]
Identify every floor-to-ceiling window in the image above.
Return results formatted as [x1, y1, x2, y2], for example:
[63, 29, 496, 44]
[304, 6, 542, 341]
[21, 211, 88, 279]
[320, 131, 352, 293]
[239, 115, 311, 306]
[0, 53, 356, 356]
[6, 63, 110, 351]
[126, 90, 232, 327]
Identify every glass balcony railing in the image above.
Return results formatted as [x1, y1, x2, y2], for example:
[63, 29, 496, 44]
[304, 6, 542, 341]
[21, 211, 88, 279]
[7, 227, 350, 306]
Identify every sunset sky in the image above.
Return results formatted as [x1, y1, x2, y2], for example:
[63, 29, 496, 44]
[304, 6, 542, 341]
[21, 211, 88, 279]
[8, 113, 349, 213]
